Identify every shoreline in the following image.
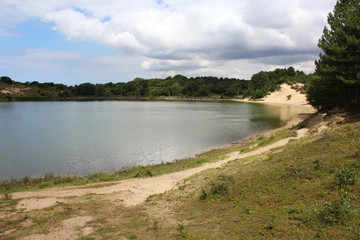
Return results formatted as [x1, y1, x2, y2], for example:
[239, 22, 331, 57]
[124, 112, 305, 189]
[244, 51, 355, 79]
[1, 86, 317, 215]
[0, 84, 315, 184]
[233, 83, 316, 127]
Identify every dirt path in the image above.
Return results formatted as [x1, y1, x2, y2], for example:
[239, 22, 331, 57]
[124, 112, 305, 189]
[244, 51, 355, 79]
[12, 128, 308, 212]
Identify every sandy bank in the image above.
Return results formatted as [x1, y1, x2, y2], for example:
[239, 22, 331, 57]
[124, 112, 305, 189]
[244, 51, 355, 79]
[234, 84, 316, 128]
[234, 84, 310, 106]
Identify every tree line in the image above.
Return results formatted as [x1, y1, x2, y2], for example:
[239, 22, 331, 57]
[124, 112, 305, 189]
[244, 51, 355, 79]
[0, 67, 309, 100]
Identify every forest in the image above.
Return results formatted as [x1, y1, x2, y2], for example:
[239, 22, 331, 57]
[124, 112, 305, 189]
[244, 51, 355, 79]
[0, 67, 310, 101]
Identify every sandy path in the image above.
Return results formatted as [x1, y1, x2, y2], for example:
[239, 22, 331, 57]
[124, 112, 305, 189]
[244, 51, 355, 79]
[13, 128, 308, 211]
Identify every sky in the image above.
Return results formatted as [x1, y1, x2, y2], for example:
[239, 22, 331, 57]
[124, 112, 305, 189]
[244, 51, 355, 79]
[0, 0, 336, 85]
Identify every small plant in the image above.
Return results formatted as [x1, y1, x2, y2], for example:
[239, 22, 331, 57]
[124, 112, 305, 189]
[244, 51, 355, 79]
[177, 219, 185, 237]
[354, 149, 360, 158]
[289, 164, 302, 178]
[288, 206, 299, 214]
[198, 189, 208, 200]
[127, 233, 137, 239]
[132, 167, 153, 178]
[22, 176, 30, 184]
[313, 159, 322, 170]
[265, 219, 275, 230]
[151, 220, 159, 231]
[210, 174, 235, 195]
[287, 94, 292, 100]
[243, 207, 250, 214]
[334, 166, 357, 190]
[4, 192, 12, 200]
[315, 192, 356, 225]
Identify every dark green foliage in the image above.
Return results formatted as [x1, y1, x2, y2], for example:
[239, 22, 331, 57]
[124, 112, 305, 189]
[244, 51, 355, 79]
[200, 174, 235, 200]
[75, 82, 96, 96]
[131, 167, 153, 178]
[245, 67, 306, 99]
[198, 190, 208, 200]
[210, 174, 235, 195]
[0, 76, 13, 84]
[316, 193, 355, 225]
[176, 219, 186, 237]
[308, 0, 360, 110]
[334, 166, 357, 190]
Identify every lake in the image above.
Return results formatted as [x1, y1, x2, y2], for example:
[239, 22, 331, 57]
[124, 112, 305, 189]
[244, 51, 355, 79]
[0, 101, 300, 181]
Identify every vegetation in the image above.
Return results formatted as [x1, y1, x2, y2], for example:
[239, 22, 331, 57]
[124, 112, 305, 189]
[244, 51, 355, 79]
[1, 67, 310, 101]
[159, 112, 360, 239]
[308, 0, 360, 111]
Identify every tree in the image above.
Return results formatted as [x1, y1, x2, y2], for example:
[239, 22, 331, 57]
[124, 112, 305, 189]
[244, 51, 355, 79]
[251, 71, 270, 89]
[308, 0, 360, 110]
[75, 83, 96, 96]
[287, 67, 296, 77]
[0, 76, 13, 84]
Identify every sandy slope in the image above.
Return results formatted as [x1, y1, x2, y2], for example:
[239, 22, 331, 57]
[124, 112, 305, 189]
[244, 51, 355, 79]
[263, 84, 309, 106]
[235, 83, 309, 106]
[7, 85, 315, 212]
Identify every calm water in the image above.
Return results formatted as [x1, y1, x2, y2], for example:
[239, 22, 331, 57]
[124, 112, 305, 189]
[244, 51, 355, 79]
[0, 101, 299, 180]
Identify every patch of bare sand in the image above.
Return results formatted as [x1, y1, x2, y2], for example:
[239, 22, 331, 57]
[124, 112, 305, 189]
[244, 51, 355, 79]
[234, 84, 316, 128]
[0, 86, 29, 96]
[237, 83, 310, 106]
[21, 216, 93, 240]
[262, 84, 308, 106]
[17, 197, 59, 212]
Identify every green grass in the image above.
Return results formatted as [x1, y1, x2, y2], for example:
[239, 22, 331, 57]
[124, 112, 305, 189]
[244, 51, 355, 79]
[168, 119, 360, 239]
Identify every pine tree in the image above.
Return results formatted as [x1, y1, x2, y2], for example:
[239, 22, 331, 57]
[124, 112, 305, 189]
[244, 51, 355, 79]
[308, 0, 360, 110]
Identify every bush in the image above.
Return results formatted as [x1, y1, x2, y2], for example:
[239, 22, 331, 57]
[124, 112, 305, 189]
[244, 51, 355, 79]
[334, 166, 357, 190]
[210, 174, 235, 195]
[199, 174, 235, 200]
[0, 76, 13, 84]
[315, 193, 356, 225]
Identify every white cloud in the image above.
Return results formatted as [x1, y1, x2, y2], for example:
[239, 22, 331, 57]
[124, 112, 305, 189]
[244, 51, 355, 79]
[0, 48, 80, 70]
[0, 0, 337, 82]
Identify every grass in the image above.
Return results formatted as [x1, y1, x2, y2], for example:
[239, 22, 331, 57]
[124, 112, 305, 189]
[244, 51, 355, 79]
[166, 116, 360, 239]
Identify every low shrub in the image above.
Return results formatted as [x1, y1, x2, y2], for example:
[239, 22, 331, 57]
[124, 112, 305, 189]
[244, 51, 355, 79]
[199, 174, 235, 200]
[315, 193, 356, 225]
[334, 166, 357, 190]
[210, 174, 235, 195]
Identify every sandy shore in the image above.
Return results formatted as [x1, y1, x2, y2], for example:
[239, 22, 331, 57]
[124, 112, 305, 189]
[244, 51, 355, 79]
[235, 84, 309, 106]
[234, 84, 316, 129]
[4, 84, 316, 213]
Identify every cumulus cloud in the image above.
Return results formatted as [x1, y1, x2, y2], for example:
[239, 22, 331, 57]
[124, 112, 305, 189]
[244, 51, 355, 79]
[0, 0, 337, 80]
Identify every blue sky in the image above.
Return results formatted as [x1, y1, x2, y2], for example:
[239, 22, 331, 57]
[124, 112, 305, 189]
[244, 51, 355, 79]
[0, 0, 336, 85]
